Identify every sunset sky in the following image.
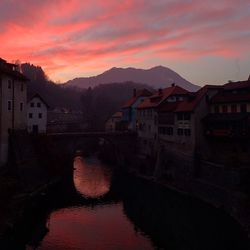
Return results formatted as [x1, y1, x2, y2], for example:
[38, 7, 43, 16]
[1, 0, 250, 85]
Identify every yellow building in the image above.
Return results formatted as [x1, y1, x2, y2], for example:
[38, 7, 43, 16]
[0, 58, 28, 166]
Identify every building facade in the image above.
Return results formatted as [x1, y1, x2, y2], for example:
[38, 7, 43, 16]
[203, 80, 250, 166]
[0, 58, 28, 165]
[47, 109, 86, 133]
[105, 111, 123, 132]
[27, 94, 48, 134]
[159, 85, 221, 180]
[137, 84, 189, 157]
[122, 89, 152, 131]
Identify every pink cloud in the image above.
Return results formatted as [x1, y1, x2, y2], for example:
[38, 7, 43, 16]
[0, 0, 250, 82]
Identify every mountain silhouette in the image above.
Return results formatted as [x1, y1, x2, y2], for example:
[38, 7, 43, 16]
[65, 66, 199, 91]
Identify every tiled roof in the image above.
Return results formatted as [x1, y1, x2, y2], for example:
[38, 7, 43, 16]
[138, 85, 189, 109]
[112, 111, 123, 118]
[122, 89, 152, 108]
[0, 63, 28, 81]
[158, 102, 180, 112]
[28, 93, 50, 108]
[223, 80, 250, 90]
[210, 80, 250, 104]
[175, 85, 221, 112]
[211, 92, 250, 104]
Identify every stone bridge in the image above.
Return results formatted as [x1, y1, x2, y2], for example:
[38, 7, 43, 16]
[44, 131, 137, 166]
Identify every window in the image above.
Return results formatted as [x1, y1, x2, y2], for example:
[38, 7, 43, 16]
[184, 129, 191, 136]
[231, 104, 237, 113]
[177, 113, 183, 120]
[214, 105, 219, 113]
[183, 113, 191, 120]
[38, 113, 42, 119]
[222, 105, 228, 113]
[37, 102, 41, 107]
[240, 104, 247, 113]
[205, 94, 209, 103]
[30, 102, 34, 107]
[159, 127, 166, 134]
[167, 127, 173, 135]
[20, 102, 23, 111]
[21, 83, 24, 91]
[8, 100, 12, 111]
[29, 113, 33, 118]
[8, 80, 12, 89]
[177, 128, 183, 135]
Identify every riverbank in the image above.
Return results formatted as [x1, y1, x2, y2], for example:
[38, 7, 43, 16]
[0, 132, 75, 248]
[128, 165, 250, 238]
[0, 173, 74, 249]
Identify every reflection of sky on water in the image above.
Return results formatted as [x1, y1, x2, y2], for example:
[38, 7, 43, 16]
[37, 203, 153, 250]
[36, 157, 154, 250]
[73, 157, 112, 198]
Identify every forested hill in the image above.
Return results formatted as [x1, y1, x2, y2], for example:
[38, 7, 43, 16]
[21, 63, 82, 110]
[21, 63, 152, 128]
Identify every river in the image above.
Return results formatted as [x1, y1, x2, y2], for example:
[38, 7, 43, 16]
[20, 156, 250, 249]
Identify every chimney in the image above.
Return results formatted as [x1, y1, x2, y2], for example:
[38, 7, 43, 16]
[171, 83, 175, 87]
[133, 88, 136, 97]
[248, 75, 250, 81]
[158, 88, 163, 95]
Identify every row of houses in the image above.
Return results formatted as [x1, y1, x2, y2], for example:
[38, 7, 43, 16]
[118, 79, 250, 219]
[107, 78, 250, 173]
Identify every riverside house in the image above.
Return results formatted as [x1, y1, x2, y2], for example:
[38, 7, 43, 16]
[122, 88, 152, 131]
[27, 94, 49, 134]
[105, 111, 123, 132]
[203, 79, 250, 166]
[158, 85, 221, 180]
[137, 84, 189, 158]
[0, 58, 28, 166]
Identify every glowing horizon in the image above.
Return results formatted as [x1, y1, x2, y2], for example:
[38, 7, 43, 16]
[1, 0, 250, 85]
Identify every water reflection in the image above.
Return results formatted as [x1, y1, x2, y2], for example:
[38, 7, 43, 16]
[6, 156, 249, 250]
[36, 157, 154, 250]
[73, 156, 112, 198]
[37, 204, 153, 250]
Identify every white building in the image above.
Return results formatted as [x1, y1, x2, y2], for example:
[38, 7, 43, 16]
[0, 58, 28, 165]
[27, 94, 49, 133]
